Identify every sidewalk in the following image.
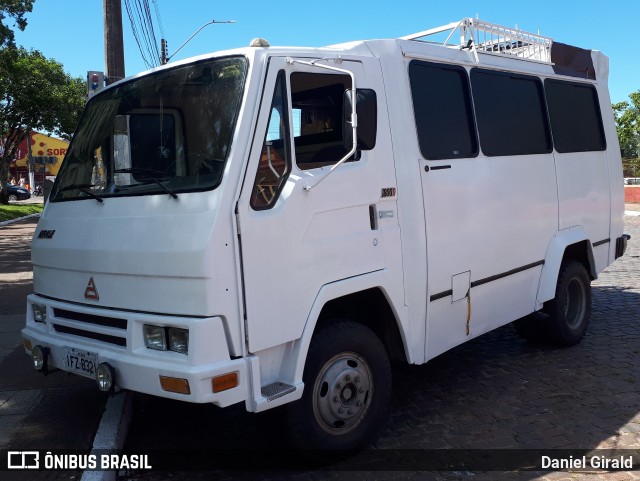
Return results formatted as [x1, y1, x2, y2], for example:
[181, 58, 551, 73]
[0, 218, 106, 481]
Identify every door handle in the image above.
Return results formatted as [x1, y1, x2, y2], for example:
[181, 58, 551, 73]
[369, 205, 378, 230]
[424, 164, 451, 172]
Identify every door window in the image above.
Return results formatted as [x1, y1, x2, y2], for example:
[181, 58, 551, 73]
[290, 72, 353, 170]
[250, 71, 291, 210]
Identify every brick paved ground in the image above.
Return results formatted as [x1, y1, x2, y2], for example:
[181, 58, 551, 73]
[121, 215, 640, 481]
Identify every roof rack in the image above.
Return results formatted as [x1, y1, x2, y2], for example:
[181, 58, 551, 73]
[400, 18, 553, 64]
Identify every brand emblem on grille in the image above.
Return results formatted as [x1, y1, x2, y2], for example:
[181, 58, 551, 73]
[84, 277, 99, 301]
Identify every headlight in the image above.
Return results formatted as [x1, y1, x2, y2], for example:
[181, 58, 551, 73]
[143, 324, 166, 351]
[32, 304, 47, 323]
[168, 328, 189, 354]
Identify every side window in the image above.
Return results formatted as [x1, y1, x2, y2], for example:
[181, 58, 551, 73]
[250, 71, 290, 210]
[544, 79, 606, 153]
[471, 69, 552, 156]
[290, 72, 352, 170]
[409, 61, 478, 160]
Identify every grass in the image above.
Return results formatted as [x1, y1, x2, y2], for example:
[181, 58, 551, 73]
[0, 203, 44, 223]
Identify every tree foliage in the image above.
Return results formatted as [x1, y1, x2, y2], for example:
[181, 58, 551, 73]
[0, 47, 85, 203]
[613, 91, 640, 161]
[0, 0, 34, 48]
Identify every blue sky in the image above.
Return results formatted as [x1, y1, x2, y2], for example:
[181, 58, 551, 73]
[12, 0, 640, 103]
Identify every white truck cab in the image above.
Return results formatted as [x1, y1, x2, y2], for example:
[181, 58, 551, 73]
[22, 18, 627, 449]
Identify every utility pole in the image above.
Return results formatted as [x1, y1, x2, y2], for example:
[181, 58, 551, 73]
[104, 0, 125, 85]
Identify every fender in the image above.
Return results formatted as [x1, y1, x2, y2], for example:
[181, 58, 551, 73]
[289, 270, 411, 382]
[247, 270, 410, 412]
[536, 226, 596, 309]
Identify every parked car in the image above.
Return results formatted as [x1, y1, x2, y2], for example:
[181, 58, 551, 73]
[5, 183, 31, 201]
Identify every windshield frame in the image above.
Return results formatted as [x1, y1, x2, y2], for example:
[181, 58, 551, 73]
[50, 54, 249, 203]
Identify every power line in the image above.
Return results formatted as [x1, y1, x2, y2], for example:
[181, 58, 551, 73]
[124, 0, 161, 69]
[152, 0, 165, 40]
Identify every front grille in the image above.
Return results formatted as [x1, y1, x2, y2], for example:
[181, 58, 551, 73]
[53, 308, 127, 330]
[52, 308, 127, 347]
[53, 324, 127, 347]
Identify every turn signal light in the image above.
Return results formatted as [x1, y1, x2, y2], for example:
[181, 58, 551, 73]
[212, 372, 238, 393]
[159, 376, 190, 395]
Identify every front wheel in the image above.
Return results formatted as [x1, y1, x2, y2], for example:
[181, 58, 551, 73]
[543, 260, 592, 346]
[286, 320, 391, 450]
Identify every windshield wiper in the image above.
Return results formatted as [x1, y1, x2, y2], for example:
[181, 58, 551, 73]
[114, 168, 178, 200]
[59, 183, 104, 203]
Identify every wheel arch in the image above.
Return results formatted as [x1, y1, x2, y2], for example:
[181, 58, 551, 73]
[536, 227, 596, 308]
[286, 272, 409, 386]
[316, 287, 407, 363]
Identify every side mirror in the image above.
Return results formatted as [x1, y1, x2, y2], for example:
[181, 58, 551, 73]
[343, 88, 377, 151]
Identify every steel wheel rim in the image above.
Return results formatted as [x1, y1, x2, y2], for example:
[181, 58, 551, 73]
[564, 277, 586, 329]
[312, 351, 373, 435]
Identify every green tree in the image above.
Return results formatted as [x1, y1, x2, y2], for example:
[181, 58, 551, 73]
[0, 47, 85, 203]
[613, 91, 640, 168]
[0, 0, 34, 48]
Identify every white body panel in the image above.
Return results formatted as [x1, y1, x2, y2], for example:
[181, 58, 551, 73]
[22, 32, 624, 410]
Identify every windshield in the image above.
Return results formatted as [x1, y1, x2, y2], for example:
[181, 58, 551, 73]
[51, 56, 247, 202]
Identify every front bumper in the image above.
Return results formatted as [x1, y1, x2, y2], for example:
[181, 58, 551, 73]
[22, 294, 248, 406]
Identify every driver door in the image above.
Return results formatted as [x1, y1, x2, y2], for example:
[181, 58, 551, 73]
[237, 56, 383, 353]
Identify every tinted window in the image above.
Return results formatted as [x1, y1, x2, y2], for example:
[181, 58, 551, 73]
[409, 61, 478, 160]
[545, 80, 606, 152]
[471, 69, 551, 156]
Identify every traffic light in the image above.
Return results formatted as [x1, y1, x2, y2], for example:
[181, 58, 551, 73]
[87, 71, 105, 99]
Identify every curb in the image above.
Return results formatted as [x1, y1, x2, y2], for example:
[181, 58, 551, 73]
[80, 392, 133, 481]
[0, 213, 41, 227]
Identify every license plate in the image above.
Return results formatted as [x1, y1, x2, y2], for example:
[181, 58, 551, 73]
[63, 347, 98, 379]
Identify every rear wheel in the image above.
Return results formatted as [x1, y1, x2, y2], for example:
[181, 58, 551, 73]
[286, 320, 391, 450]
[542, 260, 591, 346]
[513, 260, 591, 346]
[8, 194, 17, 202]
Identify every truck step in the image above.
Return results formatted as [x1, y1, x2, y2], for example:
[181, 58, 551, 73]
[261, 382, 295, 401]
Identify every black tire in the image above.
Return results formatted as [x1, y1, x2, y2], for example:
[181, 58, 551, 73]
[542, 260, 592, 346]
[286, 320, 391, 450]
[8, 194, 17, 202]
